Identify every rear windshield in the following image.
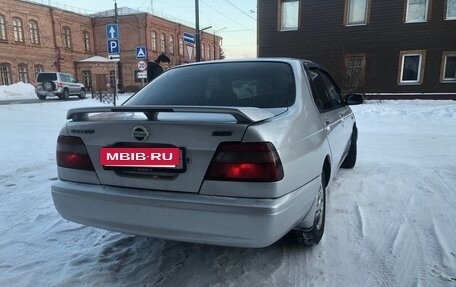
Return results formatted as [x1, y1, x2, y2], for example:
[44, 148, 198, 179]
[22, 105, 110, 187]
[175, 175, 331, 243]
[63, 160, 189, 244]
[37, 73, 57, 82]
[124, 62, 296, 108]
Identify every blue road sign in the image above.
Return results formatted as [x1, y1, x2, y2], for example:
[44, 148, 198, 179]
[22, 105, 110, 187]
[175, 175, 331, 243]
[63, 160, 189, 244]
[136, 46, 147, 59]
[107, 39, 120, 54]
[106, 24, 119, 39]
[183, 32, 195, 44]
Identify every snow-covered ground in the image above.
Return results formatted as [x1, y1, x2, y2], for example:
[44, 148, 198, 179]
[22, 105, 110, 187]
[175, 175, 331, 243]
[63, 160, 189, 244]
[0, 96, 455, 286]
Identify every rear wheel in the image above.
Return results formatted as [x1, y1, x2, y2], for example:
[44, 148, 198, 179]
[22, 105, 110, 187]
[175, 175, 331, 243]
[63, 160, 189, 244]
[78, 88, 86, 99]
[61, 89, 69, 100]
[290, 172, 326, 245]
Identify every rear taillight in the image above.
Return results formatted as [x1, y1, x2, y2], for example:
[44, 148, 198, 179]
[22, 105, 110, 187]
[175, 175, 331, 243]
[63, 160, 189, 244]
[57, 82, 63, 87]
[205, 142, 284, 182]
[57, 135, 94, 171]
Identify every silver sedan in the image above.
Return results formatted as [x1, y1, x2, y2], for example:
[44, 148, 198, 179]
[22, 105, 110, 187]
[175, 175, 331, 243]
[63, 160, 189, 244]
[51, 58, 363, 248]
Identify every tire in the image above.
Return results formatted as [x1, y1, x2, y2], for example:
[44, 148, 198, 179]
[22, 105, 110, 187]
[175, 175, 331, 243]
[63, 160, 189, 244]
[61, 89, 70, 100]
[37, 94, 46, 100]
[290, 172, 326, 245]
[42, 81, 55, 92]
[78, 88, 86, 99]
[341, 132, 357, 169]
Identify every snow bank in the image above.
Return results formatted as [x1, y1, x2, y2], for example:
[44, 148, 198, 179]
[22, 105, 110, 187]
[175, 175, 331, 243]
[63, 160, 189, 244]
[0, 82, 37, 100]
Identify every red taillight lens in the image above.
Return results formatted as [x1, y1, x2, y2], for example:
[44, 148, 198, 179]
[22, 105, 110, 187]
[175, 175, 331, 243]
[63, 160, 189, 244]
[57, 135, 94, 171]
[57, 82, 63, 87]
[205, 142, 284, 182]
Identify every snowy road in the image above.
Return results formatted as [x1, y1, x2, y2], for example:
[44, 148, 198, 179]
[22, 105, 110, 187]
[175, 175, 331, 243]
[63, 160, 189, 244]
[0, 99, 455, 287]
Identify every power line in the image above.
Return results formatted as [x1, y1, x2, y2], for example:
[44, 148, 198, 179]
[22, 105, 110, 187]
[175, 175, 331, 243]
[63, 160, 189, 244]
[200, 0, 254, 33]
[221, 0, 256, 21]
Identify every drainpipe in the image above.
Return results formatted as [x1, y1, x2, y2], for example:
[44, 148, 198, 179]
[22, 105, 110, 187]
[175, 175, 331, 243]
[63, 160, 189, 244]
[49, 7, 61, 71]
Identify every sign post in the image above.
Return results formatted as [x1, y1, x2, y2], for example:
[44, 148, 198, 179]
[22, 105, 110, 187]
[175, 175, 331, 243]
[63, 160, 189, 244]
[183, 32, 195, 62]
[106, 24, 119, 105]
[137, 60, 147, 87]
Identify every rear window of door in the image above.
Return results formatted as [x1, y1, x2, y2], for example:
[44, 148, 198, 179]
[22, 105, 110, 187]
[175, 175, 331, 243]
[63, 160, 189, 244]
[37, 73, 57, 82]
[307, 68, 344, 111]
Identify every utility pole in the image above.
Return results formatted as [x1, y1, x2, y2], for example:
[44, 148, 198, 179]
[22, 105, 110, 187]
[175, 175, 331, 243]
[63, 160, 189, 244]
[195, 0, 201, 62]
[113, 0, 118, 106]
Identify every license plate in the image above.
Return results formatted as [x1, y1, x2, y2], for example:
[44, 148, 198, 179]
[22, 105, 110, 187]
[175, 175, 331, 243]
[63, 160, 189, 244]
[100, 147, 183, 170]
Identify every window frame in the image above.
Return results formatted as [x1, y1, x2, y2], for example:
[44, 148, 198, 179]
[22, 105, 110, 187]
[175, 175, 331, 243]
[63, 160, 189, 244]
[344, 54, 367, 91]
[82, 70, 92, 89]
[0, 63, 11, 85]
[18, 64, 29, 83]
[440, 51, 456, 82]
[62, 26, 72, 49]
[344, 0, 370, 26]
[82, 31, 90, 51]
[445, 0, 456, 19]
[404, 0, 430, 23]
[151, 31, 157, 51]
[179, 37, 184, 56]
[160, 33, 166, 52]
[168, 35, 174, 54]
[34, 64, 44, 78]
[29, 20, 40, 45]
[279, 0, 300, 31]
[12, 17, 24, 43]
[398, 50, 426, 85]
[201, 43, 206, 60]
[0, 14, 7, 41]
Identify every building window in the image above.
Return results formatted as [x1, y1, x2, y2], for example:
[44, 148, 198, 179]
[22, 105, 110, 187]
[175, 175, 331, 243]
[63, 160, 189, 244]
[82, 70, 92, 89]
[280, 0, 299, 31]
[201, 43, 205, 60]
[62, 26, 72, 48]
[0, 63, 11, 85]
[207, 44, 211, 60]
[405, 0, 429, 23]
[0, 14, 7, 40]
[13, 17, 24, 42]
[446, 0, 456, 19]
[399, 50, 426, 84]
[345, 0, 369, 25]
[168, 35, 174, 54]
[18, 64, 29, 83]
[160, 33, 166, 52]
[179, 37, 184, 56]
[344, 54, 366, 91]
[82, 31, 90, 51]
[29, 20, 40, 44]
[34, 64, 44, 78]
[441, 52, 456, 82]
[151, 31, 157, 51]
[109, 70, 115, 87]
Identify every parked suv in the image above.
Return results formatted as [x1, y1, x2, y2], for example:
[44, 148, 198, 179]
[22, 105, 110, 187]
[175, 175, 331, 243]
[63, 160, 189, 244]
[35, 72, 86, 100]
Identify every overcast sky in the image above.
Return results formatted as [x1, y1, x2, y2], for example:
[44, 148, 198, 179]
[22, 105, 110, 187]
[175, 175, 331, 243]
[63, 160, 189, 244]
[29, 0, 257, 58]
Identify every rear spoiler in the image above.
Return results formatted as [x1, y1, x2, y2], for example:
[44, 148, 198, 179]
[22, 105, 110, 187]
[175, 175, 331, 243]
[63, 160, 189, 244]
[67, 105, 278, 124]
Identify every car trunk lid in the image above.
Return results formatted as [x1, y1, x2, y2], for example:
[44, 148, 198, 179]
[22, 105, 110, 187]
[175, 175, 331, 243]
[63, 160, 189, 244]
[64, 105, 286, 193]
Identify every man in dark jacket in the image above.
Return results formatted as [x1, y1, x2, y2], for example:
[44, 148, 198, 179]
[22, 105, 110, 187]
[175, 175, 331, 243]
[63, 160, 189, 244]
[147, 53, 170, 82]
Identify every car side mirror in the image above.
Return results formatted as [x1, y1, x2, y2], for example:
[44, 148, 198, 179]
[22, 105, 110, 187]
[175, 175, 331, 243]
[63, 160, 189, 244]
[345, 94, 363, 105]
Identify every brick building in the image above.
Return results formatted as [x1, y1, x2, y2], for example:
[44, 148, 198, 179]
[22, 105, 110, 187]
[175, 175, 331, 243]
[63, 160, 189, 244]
[0, 0, 222, 92]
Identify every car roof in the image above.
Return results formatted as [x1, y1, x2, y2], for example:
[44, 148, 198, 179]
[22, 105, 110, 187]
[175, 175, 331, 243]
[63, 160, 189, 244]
[177, 57, 320, 68]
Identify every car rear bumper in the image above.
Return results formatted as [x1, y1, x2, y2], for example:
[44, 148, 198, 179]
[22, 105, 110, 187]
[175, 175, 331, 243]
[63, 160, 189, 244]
[35, 87, 63, 97]
[51, 178, 319, 248]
